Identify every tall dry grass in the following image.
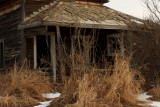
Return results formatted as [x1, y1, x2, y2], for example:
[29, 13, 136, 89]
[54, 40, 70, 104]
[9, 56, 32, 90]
[0, 63, 52, 107]
[74, 56, 144, 107]
[49, 30, 145, 106]
[147, 85, 160, 101]
[50, 56, 144, 107]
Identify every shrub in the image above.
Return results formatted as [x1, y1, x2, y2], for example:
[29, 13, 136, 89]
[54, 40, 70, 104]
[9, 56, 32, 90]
[0, 64, 52, 107]
[148, 85, 160, 101]
[50, 56, 144, 107]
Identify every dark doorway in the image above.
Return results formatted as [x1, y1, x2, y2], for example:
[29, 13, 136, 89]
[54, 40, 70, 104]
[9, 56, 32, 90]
[36, 35, 51, 68]
[26, 38, 34, 69]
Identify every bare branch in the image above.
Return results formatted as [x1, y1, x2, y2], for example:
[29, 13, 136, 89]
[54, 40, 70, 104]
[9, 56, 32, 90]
[143, 0, 160, 22]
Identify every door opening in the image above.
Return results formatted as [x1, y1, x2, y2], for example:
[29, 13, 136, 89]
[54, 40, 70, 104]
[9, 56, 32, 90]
[36, 35, 51, 68]
[26, 38, 34, 69]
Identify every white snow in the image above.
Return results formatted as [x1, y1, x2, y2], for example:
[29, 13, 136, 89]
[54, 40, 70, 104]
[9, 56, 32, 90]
[149, 101, 160, 107]
[33, 92, 61, 107]
[42, 92, 61, 99]
[33, 100, 53, 107]
[138, 92, 152, 101]
[138, 92, 160, 107]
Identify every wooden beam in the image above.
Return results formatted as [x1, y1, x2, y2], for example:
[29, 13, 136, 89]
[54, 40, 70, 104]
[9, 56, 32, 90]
[120, 34, 124, 56]
[18, 21, 43, 29]
[51, 33, 56, 82]
[33, 36, 37, 69]
[0, 4, 21, 16]
[56, 26, 63, 81]
[71, 36, 75, 69]
[44, 22, 129, 30]
[56, 26, 62, 60]
[21, 0, 26, 20]
[19, 21, 129, 30]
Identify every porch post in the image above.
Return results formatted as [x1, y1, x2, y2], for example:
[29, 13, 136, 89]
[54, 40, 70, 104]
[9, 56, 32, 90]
[120, 34, 124, 56]
[33, 36, 37, 69]
[56, 26, 62, 65]
[51, 33, 56, 82]
[56, 26, 63, 81]
[71, 36, 75, 69]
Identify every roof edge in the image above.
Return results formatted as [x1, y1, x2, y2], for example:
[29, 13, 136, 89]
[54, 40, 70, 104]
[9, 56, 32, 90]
[43, 21, 129, 30]
[18, 20, 129, 30]
[18, 21, 43, 29]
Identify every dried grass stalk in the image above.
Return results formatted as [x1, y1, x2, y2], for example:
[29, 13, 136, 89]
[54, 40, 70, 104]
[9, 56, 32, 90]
[0, 64, 52, 107]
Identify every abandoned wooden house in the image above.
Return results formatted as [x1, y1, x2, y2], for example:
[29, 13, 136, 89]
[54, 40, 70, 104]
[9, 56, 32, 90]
[0, 0, 143, 80]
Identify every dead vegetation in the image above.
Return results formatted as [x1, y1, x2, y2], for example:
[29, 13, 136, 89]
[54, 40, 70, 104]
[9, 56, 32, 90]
[75, 57, 144, 107]
[0, 26, 154, 107]
[0, 63, 52, 107]
[148, 85, 160, 101]
[50, 55, 144, 107]
[49, 28, 145, 107]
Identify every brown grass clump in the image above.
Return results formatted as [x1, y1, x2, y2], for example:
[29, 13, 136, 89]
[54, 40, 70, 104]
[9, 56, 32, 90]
[50, 56, 144, 107]
[0, 64, 52, 107]
[148, 85, 160, 101]
[74, 56, 144, 107]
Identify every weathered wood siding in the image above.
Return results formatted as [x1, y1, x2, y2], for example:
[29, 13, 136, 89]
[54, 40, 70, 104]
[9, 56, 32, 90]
[0, 0, 21, 13]
[0, 0, 54, 69]
[0, 1, 23, 68]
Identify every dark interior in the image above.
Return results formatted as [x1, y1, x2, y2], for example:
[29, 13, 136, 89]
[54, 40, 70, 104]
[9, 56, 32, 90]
[26, 38, 34, 68]
[36, 35, 51, 68]
[0, 42, 3, 68]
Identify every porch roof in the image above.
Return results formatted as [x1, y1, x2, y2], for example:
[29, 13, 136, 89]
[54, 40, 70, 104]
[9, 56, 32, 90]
[19, 1, 143, 30]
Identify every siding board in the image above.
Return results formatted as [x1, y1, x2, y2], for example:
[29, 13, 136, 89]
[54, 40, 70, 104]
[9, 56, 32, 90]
[0, 5, 23, 68]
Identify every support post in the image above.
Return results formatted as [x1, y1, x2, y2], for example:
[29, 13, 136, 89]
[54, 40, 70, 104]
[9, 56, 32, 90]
[56, 26, 62, 65]
[21, 0, 26, 20]
[56, 26, 63, 81]
[33, 36, 37, 69]
[71, 36, 75, 69]
[120, 34, 124, 56]
[51, 33, 56, 82]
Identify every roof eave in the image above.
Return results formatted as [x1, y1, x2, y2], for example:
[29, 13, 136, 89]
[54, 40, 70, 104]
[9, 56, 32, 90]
[19, 21, 130, 30]
[18, 21, 43, 29]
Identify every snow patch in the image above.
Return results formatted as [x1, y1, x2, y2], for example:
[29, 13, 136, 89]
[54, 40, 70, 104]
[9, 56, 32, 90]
[33, 100, 52, 107]
[149, 101, 160, 107]
[33, 93, 61, 107]
[42, 92, 61, 99]
[138, 92, 160, 107]
[138, 92, 152, 101]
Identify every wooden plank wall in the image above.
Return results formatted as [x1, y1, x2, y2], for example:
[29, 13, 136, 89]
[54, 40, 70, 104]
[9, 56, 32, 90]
[25, 0, 54, 17]
[0, 1, 23, 68]
[0, 0, 21, 13]
[0, 0, 54, 69]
